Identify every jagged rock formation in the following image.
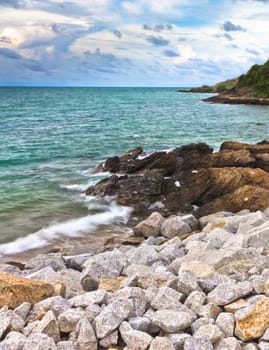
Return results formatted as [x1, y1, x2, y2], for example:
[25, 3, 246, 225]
[86, 141, 269, 219]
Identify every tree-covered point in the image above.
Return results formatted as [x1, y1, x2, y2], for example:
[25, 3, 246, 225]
[235, 59, 269, 97]
[180, 77, 238, 93]
[182, 59, 269, 98]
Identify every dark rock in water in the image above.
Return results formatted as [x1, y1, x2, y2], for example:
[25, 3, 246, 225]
[220, 140, 269, 172]
[144, 152, 177, 176]
[86, 173, 165, 216]
[104, 156, 121, 173]
[92, 147, 144, 173]
[257, 140, 269, 145]
[173, 142, 213, 157]
[220, 140, 269, 154]
[86, 141, 269, 219]
[204, 94, 269, 105]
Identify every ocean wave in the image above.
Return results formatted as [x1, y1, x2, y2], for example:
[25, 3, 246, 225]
[79, 168, 111, 177]
[60, 171, 112, 192]
[0, 202, 132, 256]
[60, 183, 88, 192]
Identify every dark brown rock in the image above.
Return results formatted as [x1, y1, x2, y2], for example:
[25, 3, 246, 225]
[173, 142, 213, 158]
[86, 172, 165, 216]
[220, 140, 269, 154]
[196, 184, 269, 217]
[204, 94, 269, 106]
[104, 156, 121, 173]
[220, 141, 269, 172]
[172, 143, 213, 170]
[92, 148, 144, 173]
[144, 152, 178, 176]
[86, 142, 269, 220]
[206, 150, 256, 168]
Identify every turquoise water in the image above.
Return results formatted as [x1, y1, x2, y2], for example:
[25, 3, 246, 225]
[0, 87, 269, 254]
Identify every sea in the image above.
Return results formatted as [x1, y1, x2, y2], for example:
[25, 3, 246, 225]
[0, 87, 269, 256]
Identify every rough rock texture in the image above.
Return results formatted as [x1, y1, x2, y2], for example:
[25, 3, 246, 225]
[0, 272, 55, 309]
[86, 141, 269, 219]
[30, 310, 60, 343]
[22, 333, 56, 350]
[207, 282, 253, 306]
[75, 317, 97, 350]
[94, 299, 133, 338]
[134, 212, 165, 238]
[149, 336, 175, 350]
[1, 203, 269, 349]
[152, 310, 194, 333]
[80, 250, 127, 291]
[235, 298, 269, 341]
[161, 216, 192, 238]
[119, 322, 152, 350]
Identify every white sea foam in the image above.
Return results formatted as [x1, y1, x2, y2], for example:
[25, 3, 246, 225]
[164, 148, 174, 153]
[90, 171, 111, 177]
[60, 172, 112, 192]
[0, 203, 132, 256]
[137, 154, 148, 160]
[60, 183, 87, 192]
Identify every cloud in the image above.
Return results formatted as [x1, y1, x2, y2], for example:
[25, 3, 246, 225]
[0, 47, 22, 59]
[0, 36, 12, 44]
[113, 29, 122, 38]
[224, 33, 234, 41]
[146, 35, 170, 46]
[223, 21, 245, 32]
[83, 48, 130, 73]
[143, 24, 173, 32]
[164, 49, 180, 57]
[229, 44, 239, 49]
[246, 48, 260, 55]
[0, 0, 268, 86]
[23, 59, 45, 72]
[215, 33, 234, 41]
[0, 46, 45, 80]
[0, 0, 24, 8]
[143, 24, 151, 30]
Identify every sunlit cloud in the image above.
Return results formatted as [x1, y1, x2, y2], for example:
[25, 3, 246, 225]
[0, 0, 268, 86]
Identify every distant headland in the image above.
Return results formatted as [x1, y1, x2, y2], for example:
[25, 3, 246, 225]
[179, 59, 269, 105]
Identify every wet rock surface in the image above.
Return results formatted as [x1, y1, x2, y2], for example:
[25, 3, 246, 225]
[86, 141, 269, 219]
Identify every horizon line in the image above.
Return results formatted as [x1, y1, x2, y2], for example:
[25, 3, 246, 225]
[0, 85, 193, 88]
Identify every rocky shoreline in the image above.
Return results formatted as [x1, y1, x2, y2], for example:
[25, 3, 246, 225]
[86, 140, 269, 220]
[203, 94, 269, 106]
[1, 207, 269, 349]
[1, 140, 269, 349]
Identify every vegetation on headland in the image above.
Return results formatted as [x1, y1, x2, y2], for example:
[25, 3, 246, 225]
[180, 77, 238, 93]
[234, 60, 269, 97]
[180, 59, 269, 98]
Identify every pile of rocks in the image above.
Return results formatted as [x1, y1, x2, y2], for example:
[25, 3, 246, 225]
[1, 208, 269, 349]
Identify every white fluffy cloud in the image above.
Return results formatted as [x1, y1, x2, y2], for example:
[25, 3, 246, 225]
[0, 0, 269, 86]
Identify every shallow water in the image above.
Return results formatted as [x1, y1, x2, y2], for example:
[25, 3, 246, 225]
[0, 87, 269, 254]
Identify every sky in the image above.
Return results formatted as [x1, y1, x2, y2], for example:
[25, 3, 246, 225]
[0, 0, 269, 86]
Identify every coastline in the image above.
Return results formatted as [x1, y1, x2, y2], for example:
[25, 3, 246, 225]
[203, 94, 269, 106]
[2, 139, 269, 261]
[177, 89, 269, 106]
[0, 140, 269, 348]
[0, 222, 134, 264]
[1, 200, 269, 348]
